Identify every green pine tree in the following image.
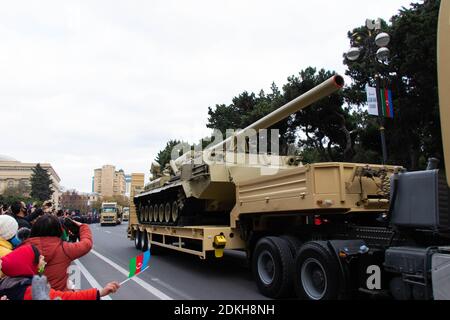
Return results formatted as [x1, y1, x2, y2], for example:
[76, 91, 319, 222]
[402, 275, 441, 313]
[155, 140, 191, 167]
[30, 164, 54, 202]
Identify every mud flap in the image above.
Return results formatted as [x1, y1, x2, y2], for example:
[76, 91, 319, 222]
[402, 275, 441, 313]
[326, 240, 369, 298]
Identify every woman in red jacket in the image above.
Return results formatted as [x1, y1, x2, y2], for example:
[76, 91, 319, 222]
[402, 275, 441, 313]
[24, 214, 93, 291]
[0, 244, 120, 300]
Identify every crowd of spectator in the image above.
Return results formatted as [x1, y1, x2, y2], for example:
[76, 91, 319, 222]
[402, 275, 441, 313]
[0, 201, 120, 300]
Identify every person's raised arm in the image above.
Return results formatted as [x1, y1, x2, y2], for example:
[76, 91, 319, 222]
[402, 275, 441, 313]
[62, 219, 93, 260]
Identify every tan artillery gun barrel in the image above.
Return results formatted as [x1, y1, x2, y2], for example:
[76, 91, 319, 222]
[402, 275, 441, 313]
[173, 75, 344, 167]
[207, 74, 345, 152]
[438, 0, 450, 187]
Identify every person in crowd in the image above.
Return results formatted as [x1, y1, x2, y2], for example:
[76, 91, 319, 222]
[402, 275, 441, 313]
[0, 215, 19, 258]
[54, 210, 70, 242]
[0, 244, 120, 300]
[1, 204, 9, 215]
[0, 215, 19, 279]
[16, 227, 31, 242]
[42, 201, 53, 214]
[23, 214, 93, 291]
[10, 201, 42, 229]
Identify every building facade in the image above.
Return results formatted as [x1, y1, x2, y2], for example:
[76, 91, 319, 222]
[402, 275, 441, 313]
[93, 165, 126, 198]
[125, 174, 132, 196]
[0, 155, 61, 207]
[59, 191, 99, 213]
[129, 173, 145, 226]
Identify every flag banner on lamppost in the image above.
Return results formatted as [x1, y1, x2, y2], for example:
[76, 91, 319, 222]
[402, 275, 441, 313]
[366, 85, 379, 116]
[366, 85, 394, 118]
[380, 88, 394, 119]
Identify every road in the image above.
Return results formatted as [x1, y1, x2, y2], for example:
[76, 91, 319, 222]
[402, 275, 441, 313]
[76, 223, 269, 300]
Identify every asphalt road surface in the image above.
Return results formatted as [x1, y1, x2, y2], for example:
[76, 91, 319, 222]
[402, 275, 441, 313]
[76, 223, 269, 300]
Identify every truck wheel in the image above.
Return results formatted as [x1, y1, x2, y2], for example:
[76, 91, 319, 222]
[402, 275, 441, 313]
[252, 237, 294, 299]
[141, 231, 149, 252]
[134, 230, 142, 250]
[294, 241, 340, 300]
[280, 235, 303, 257]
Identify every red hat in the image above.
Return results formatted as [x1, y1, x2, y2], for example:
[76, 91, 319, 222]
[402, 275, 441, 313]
[0, 244, 40, 277]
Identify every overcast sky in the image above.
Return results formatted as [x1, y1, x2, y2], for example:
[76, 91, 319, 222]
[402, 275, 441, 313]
[1, 0, 414, 192]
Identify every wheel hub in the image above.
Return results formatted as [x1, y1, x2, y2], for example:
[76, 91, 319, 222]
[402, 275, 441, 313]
[257, 250, 276, 286]
[301, 258, 328, 300]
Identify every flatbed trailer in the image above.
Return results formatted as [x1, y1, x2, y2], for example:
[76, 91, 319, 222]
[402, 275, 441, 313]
[131, 224, 244, 259]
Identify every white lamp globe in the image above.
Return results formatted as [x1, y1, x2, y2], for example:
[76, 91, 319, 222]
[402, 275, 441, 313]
[376, 47, 390, 62]
[375, 32, 390, 47]
[346, 47, 361, 61]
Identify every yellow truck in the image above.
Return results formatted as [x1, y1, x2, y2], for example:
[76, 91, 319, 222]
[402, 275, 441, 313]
[100, 202, 122, 226]
[122, 207, 130, 222]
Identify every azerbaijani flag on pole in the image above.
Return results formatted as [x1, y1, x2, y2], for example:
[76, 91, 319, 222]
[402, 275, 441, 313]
[379, 88, 394, 119]
[128, 250, 151, 278]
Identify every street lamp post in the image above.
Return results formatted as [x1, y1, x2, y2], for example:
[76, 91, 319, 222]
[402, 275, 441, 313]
[346, 19, 391, 165]
[376, 76, 389, 164]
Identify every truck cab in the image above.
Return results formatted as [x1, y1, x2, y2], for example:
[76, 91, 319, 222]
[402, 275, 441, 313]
[100, 202, 122, 226]
[122, 207, 130, 222]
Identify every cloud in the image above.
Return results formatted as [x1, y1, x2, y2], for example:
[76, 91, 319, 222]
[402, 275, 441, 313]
[0, 0, 412, 192]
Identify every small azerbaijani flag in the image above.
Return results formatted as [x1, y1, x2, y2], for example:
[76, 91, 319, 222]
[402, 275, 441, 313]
[379, 88, 394, 119]
[128, 250, 151, 278]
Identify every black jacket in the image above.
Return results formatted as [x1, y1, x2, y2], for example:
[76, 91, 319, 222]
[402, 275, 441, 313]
[13, 210, 41, 229]
[0, 276, 31, 300]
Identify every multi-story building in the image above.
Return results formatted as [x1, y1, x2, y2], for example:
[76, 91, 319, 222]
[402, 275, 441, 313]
[87, 192, 99, 207]
[93, 165, 126, 198]
[129, 173, 145, 226]
[125, 174, 132, 196]
[0, 154, 61, 207]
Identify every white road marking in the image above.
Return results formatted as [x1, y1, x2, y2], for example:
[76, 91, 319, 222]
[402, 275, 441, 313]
[104, 231, 112, 234]
[74, 260, 112, 300]
[90, 249, 173, 300]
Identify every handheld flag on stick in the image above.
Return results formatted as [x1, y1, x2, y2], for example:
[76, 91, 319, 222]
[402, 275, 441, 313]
[119, 250, 151, 285]
[129, 250, 151, 277]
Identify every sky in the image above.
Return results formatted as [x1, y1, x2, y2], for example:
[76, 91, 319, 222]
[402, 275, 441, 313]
[0, 0, 414, 192]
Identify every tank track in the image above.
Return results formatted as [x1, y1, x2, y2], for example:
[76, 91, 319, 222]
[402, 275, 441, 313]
[135, 186, 229, 227]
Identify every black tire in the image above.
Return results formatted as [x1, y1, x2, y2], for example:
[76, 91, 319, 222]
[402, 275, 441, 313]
[134, 229, 142, 250]
[141, 231, 149, 252]
[294, 241, 340, 300]
[280, 235, 303, 258]
[252, 237, 294, 299]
